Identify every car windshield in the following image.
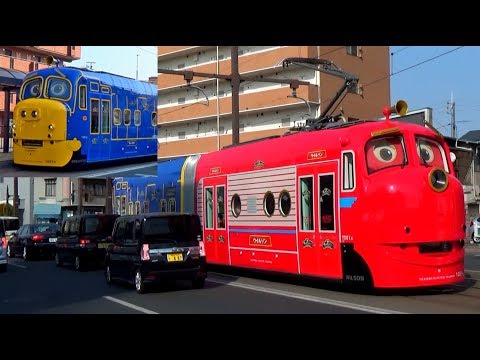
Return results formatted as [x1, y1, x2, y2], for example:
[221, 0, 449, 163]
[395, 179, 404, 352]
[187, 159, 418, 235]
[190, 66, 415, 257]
[84, 216, 117, 236]
[143, 216, 201, 245]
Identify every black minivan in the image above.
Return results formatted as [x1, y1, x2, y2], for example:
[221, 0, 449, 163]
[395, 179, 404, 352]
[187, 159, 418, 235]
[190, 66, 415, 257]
[105, 213, 207, 293]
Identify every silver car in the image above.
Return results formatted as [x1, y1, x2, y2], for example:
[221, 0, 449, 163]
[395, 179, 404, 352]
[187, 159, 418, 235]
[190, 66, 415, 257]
[469, 216, 480, 244]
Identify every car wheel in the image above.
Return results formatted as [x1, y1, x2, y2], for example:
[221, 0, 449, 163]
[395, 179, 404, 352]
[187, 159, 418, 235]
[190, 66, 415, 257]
[474, 236, 480, 244]
[135, 269, 146, 294]
[75, 256, 82, 271]
[105, 265, 112, 285]
[192, 277, 205, 289]
[55, 253, 63, 267]
[7, 245, 14, 258]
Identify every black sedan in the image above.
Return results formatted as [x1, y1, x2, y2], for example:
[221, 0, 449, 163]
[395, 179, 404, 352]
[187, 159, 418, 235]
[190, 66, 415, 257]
[7, 223, 61, 260]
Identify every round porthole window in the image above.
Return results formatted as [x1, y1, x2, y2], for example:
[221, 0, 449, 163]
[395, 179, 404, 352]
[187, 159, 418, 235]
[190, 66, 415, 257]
[263, 192, 275, 217]
[231, 194, 241, 217]
[279, 190, 291, 217]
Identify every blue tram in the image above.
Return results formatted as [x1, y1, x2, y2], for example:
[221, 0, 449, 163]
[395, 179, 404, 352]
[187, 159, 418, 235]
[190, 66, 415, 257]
[12, 56, 157, 167]
[112, 157, 187, 215]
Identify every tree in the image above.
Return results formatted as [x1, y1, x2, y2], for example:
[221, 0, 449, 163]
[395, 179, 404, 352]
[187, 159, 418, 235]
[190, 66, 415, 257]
[0, 203, 14, 216]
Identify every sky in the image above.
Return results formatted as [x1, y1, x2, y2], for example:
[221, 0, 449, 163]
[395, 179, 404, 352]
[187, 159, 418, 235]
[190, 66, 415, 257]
[69, 46, 157, 83]
[390, 46, 479, 138]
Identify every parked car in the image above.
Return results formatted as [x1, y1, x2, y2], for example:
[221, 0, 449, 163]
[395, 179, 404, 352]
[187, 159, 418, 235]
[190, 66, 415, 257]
[7, 223, 61, 260]
[105, 212, 207, 294]
[0, 216, 20, 242]
[469, 216, 480, 243]
[55, 214, 119, 271]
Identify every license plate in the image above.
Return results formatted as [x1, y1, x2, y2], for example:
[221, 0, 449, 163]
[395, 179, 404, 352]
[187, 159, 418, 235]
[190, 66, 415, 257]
[49, 238, 57, 243]
[98, 242, 109, 249]
[167, 253, 183, 262]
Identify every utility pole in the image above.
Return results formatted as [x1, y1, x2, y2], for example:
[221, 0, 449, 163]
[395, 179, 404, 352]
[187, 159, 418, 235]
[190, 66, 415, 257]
[136, 54, 139, 80]
[77, 178, 84, 215]
[158, 47, 312, 146]
[447, 92, 456, 138]
[105, 177, 113, 214]
[13, 177, 18, 218]
[231, 47, 240, 145]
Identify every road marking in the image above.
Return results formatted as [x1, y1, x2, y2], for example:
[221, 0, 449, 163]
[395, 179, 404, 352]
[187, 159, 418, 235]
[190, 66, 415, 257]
[103, 296, 158, 314]
[8, 262, 27, 269]
[84, 163, 155, 177]
[466, 269, 480, 273]
[206, 277, 407, 314]
[474, 255, 480, 257]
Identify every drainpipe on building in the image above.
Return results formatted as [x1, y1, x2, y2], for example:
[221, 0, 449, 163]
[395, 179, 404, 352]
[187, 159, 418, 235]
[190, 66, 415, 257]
[216, 46, 220, 150]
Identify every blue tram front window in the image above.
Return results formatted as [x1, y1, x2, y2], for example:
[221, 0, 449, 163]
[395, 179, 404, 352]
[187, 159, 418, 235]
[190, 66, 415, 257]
[46, 77, 71, 100]
[21, 77, 43, 99]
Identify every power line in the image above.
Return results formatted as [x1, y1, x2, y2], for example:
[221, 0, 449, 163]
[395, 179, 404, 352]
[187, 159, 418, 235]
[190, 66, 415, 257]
[136, 47, 157, 56]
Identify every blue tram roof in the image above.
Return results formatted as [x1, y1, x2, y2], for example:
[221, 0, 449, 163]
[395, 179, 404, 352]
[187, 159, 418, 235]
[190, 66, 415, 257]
[24, 66, 157, 96]
[157, 157, 188, 181]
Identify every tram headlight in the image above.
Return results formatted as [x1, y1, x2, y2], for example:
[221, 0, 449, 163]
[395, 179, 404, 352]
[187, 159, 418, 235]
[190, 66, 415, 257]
[21, 110, 27, 117]
[31, 110, 38, 118]
[48, 124, 54, 131]
[429, 168, 448, 192]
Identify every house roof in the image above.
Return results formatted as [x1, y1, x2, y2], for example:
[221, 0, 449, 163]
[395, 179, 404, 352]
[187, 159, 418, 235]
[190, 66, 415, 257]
[459, 130, 480, 144]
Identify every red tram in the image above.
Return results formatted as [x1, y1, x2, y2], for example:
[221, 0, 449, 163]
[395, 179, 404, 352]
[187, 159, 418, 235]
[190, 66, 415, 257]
[186, 101, 465, 289]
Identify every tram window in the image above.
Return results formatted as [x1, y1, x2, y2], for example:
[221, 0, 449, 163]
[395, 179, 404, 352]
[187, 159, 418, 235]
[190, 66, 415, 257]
[113, 108, 121, 126]
[101, 86, 110, 93]
[135, 201, 141, 215]
[319, 174, 335, 231]
[151, 112, 157, 127]
[217, 186, 225, 229]
[205, 187, 214, 229]
[342, 152, 355, 190]
[300, 177, 313, 231]
[79, 85, 87, 110]
[90, 83, 99, 92]
[124, 109, 131, 126]
[263, 192, 275, 217]
[115, 197, 121, 215]
[120, 196, 126, 216]
[134, 110, 141, 126]
[128, 202, 133, 215]
[144, 201, 149, 213]
[160, 199, 167, 212]
[46, 77, 71, 100]
[21, 77, 43, 99]
[101, 100, 110, 134]
[278, 190, 291, 217]
[231, 194, 241, 218]
[169, 198, 176, 212]
[90, 99, 100, 134]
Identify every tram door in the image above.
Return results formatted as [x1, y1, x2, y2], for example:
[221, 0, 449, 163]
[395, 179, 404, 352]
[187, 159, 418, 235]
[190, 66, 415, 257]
[202, 177, 229, 265]
[296, 161, 342, 279]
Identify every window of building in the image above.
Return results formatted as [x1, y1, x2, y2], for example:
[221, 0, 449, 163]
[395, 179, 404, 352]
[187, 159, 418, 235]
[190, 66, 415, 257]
[178, 131, 186, 139]
[281, 117, 291, 127]
[346, 46, 362, 57]
[45, 178, 57, 197]
[178, 97, 185, 104]
[348, 82, 364, 96]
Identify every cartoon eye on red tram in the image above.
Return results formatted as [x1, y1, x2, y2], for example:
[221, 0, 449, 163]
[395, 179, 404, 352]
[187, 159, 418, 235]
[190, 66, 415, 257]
[113, 100, 466, 290]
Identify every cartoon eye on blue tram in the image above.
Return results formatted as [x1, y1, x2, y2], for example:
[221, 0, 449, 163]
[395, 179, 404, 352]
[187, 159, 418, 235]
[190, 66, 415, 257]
[112, 157, 188, 215]
[12, 57, 157, 167]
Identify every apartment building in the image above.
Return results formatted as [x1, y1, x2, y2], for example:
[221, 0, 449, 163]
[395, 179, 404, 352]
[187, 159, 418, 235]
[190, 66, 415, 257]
[33, 177, 108, 223]
[0, 177, 34, 225]
[0, 46, 81, 120]
[157, 46, 390, 159]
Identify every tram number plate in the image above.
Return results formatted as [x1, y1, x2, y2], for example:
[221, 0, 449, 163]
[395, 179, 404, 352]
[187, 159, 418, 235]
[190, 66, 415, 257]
[167, 253, 183, 262]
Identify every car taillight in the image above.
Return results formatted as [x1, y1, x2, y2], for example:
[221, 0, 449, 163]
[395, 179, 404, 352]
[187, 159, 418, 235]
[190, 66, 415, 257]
[80, 239, 91, 245]
[1, 237, 6, 249]
[141, 244, 150, 261]
[32, 235, 45, 241]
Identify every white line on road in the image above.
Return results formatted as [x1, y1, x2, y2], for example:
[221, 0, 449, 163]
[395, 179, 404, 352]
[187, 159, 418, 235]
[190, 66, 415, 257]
[84, 163, 155, 178]
[103, 296, 158, 314]
[466, 269, 480, 273]
[207, 277, 407, 314]
[474, 255, 480, 257]
[8, 263, 27, 269]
